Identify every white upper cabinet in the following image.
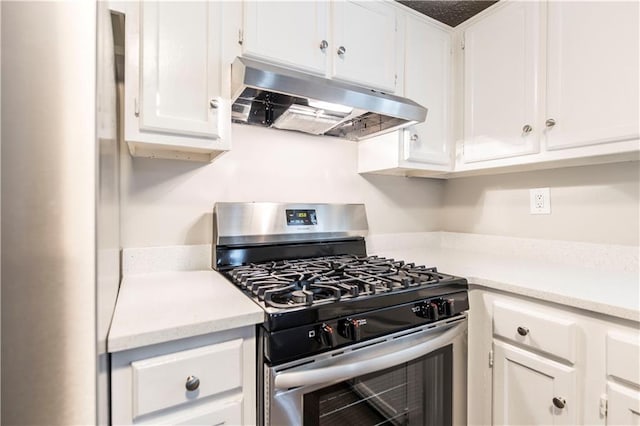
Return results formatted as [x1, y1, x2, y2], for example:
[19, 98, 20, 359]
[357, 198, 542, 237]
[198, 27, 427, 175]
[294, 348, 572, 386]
[242, 1, 329, 75]
[462, 1, 541, 163]
[457, 0, 638, 174]
[545, 1, 640, 150]
[331, 1, 397, 92]
[357, 9, 453, 177]
[241, 0, 398, 93]
[125, 1, 231, 162]
[403, 14, 451, 166]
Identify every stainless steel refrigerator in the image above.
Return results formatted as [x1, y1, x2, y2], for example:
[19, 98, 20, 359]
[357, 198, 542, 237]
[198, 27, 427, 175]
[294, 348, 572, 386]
[2, 2, 121, 424]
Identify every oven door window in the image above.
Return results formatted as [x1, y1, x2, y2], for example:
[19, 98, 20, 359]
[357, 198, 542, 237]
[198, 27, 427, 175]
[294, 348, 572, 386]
[302, 346, 453, 426]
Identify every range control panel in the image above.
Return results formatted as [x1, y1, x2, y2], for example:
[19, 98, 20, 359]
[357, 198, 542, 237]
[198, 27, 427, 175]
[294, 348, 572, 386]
[264, 291, 469, 365]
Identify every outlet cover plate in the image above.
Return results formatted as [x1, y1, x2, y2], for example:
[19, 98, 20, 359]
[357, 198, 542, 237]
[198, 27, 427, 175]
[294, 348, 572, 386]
[530, 188, 551, 214]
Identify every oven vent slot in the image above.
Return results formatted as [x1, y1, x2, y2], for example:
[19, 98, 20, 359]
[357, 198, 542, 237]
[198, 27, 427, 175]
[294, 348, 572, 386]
[276, 359, 315, 373]
[392, 327, 424, 340]
[350, 339, 389, 353]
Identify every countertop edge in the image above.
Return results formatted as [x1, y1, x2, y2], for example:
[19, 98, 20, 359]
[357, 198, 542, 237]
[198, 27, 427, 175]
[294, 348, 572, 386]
[468, 277, 640, 323]
[107, 310, 265, 353]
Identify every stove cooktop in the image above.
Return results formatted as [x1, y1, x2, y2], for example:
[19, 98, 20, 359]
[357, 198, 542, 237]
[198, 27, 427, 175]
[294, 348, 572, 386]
[223, 254, 468, 331]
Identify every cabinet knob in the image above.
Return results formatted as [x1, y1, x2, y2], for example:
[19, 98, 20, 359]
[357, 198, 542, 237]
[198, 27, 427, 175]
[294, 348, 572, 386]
[337, 46, 346, 57]
[410, 134, 419, 142]
[522, 124, 533, 134]
[517, 326, 529, 336]
[319, 40, 329, 52]
[209, 99, 219, 109]
[546, 118, 557, 128]
[185, 375, 200, 391]
[552, 396, 566, 409]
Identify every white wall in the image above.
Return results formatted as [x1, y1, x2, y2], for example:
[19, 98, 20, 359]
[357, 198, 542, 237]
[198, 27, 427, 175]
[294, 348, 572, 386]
[442, 161, 640, 246]
[121, 124, 445, 248]
[121, 126, 639, 249]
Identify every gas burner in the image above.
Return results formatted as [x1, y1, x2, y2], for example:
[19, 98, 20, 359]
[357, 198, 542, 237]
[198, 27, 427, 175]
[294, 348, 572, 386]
[264, 282, 342, 308]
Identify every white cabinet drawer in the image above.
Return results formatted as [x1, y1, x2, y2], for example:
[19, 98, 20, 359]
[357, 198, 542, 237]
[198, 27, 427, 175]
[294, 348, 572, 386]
[138, 399, 243, 426]
[607, 332, 640, 386]
[493, 301, 577, 364]
[131, 339, 243, 419]
[173, 400, 242, 426]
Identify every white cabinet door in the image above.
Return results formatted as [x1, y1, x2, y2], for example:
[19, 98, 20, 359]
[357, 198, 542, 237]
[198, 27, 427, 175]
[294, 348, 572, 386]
[462, 2, 541, 163]
[139, 1, 222, 137]
[545, 1, 640, 150]
[124, 1, 230, 161]
[331, 0, 397, 92]
[242, 1, 329, 75]
[607, 382, 640, 426]
[402, 15, 451, 166]
[493, 340, 577, 425]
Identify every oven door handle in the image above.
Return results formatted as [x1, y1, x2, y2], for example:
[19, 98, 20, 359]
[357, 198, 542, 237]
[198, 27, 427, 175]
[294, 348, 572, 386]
[273, 321, 464, 390]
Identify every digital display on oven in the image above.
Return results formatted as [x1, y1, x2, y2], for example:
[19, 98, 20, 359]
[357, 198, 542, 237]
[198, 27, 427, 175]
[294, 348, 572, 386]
[286, 209, 317, 226]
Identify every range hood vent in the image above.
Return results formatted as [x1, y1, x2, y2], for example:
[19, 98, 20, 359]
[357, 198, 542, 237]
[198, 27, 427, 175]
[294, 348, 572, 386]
[230, 57, 427, 141]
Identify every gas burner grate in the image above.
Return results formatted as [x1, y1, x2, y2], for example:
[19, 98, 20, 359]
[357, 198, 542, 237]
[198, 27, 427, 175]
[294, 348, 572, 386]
[226, 255, 446, 309]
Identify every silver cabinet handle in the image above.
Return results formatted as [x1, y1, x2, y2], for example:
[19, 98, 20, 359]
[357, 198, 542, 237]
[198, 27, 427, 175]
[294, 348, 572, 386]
[552, 397, 566, 409]
[517, 326, 529, 336]
[319, 40, 328, 52]
[185, 375, 200, 391]
[546, 118, 556, 128]
[209, 99, 219, 109]
[337, 46, 346, 56]
[522, 124, 533, 134]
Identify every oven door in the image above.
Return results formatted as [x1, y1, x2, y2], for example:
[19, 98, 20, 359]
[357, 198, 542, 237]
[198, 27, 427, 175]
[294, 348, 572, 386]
[265, 315, 467, 426]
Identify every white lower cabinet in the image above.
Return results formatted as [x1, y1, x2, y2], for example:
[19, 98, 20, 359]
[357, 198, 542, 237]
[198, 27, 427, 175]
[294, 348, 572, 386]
[111, 327, 255, 425]
[605, 332, 640, 425]
[493, 340, 577, 425]
[607, 382, 640, 426]
[469, 289, 640, 426]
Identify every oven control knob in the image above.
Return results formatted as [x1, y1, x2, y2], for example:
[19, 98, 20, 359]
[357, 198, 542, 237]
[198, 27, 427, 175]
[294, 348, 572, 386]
[319, 323, 338, 348]
[338, 318, 362, 341]
[443, 298, 455, 316]
[418, 302, 439, 321]
[427, 302, 440, 321]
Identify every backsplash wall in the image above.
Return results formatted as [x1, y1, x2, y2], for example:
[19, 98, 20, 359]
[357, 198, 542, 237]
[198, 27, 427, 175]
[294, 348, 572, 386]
[442, 161, 640, 246]
[120, 124, 445, 248]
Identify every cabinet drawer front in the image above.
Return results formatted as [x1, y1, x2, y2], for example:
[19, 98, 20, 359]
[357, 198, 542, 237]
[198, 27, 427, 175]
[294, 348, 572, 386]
[607, 332, 640, 386]
[131, 339, 243, 418]
[493, 301, 576, 363]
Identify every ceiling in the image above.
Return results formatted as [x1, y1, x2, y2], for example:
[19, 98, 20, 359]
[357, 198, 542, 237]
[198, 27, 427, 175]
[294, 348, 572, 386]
[397, 1, 499, 27]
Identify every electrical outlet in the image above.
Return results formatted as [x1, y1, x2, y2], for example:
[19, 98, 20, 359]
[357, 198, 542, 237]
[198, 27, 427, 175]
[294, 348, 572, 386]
[530, 188, 551, 214]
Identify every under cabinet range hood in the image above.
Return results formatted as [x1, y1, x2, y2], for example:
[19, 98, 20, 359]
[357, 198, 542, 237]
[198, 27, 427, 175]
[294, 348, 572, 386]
[230, 57, 427, 141]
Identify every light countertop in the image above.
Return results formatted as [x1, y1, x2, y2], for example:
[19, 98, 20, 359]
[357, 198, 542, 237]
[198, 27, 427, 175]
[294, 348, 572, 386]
[107, 270, 264, 353]
[109, 233, 639, 352]
[369, 246, 639, 323]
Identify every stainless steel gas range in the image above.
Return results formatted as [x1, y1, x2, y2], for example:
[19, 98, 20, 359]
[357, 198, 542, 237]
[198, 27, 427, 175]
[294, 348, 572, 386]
[212, 202, 469, 426]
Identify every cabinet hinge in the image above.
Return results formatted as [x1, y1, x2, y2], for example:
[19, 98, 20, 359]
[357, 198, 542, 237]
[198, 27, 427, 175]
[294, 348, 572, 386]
[394, 74, 398, 87]
[461, 37, 465, 50]
[489, 350, 494, 368]
[134, 97, 139, 117]
[600, 394, 608, 417]
[238, 28, 244, 45]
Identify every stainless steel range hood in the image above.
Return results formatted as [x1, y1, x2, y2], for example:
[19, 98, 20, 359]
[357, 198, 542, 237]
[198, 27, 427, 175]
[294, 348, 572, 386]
[230, 57, 427, 141]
